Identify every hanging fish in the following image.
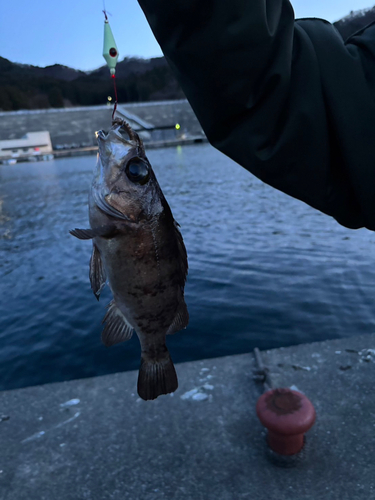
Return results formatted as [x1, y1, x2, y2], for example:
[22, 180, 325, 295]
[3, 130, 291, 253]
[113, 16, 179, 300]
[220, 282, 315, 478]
[70, 120, 189, 400]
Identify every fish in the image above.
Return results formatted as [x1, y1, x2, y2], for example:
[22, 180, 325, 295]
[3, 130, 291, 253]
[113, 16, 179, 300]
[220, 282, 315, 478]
[70, 119, 188, 400]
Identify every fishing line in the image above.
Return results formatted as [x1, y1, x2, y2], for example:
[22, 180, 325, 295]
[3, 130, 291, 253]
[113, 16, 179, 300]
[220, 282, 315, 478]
[102, 0, 110, 20]
[112, 74, 118, 121]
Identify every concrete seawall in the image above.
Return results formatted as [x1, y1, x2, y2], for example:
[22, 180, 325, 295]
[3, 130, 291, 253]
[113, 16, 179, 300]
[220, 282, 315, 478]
[0, 100, 205, 150]
[1, 333, 374, 499]
[50, 136, 208, 159]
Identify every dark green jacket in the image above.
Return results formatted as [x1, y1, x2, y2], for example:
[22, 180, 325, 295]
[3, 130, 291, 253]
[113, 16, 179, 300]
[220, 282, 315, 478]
[138, 0, 375, 230]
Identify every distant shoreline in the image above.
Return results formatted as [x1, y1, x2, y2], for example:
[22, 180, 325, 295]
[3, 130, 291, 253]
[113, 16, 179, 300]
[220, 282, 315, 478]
[0, 136, 208, 163]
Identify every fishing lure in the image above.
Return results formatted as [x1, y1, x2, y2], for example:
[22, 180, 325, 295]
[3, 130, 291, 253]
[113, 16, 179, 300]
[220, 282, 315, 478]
[102, 10, 119, 118]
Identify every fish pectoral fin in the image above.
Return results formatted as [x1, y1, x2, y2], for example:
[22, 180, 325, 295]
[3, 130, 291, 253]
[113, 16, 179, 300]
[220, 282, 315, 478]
[90, 244, 106, 300]
[101, 300, 134, 346]
[166, 301, 189, 335]
[69, 225, 117, 240]
[137, 349, 178, 401]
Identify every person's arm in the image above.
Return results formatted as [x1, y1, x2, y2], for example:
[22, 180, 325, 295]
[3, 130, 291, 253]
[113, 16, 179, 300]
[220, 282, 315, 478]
[138, 0, 375, 230]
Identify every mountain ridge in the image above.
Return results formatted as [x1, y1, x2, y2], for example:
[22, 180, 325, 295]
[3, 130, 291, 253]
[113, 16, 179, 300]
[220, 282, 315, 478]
[1, 6, 374, 111]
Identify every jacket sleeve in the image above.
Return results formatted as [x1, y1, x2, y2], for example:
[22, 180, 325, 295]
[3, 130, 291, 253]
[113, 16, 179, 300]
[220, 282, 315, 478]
[138, 0, 375, 230]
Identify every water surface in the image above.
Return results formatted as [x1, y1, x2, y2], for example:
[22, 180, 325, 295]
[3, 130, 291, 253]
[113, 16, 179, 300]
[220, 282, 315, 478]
[1, 144, 374, 390]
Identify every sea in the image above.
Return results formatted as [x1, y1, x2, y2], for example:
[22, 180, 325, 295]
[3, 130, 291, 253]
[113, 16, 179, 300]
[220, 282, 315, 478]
[1, 143, 374, 391]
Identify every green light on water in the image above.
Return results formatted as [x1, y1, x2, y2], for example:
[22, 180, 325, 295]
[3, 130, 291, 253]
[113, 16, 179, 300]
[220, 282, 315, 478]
[175, 123, 181, 130]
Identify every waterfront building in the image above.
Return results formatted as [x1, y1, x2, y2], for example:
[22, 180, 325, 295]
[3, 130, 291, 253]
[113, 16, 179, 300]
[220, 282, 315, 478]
[0, 131, 52, 160]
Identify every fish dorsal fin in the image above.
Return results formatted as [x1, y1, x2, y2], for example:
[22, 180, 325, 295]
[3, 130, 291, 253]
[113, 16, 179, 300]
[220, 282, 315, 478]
[164, 219, 189, 336]
[174, 220, 188, 285]
[167, 300, 189, 335]
[102, 300, 134, 346]
[89, 244, 106, 300]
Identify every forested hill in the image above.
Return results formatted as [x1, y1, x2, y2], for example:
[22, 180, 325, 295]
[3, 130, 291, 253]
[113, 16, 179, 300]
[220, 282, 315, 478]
[1, 6, 374, 111]
[333, 7, 375, 39]
[0, 56, 185, 111]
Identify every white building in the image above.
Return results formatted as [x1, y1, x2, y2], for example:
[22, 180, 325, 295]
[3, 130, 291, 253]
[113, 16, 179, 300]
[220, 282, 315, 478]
[0, 131, 53, 159]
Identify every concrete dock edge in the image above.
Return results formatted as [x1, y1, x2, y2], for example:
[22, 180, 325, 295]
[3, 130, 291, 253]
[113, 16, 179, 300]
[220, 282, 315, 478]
[1, 333, 375, 499]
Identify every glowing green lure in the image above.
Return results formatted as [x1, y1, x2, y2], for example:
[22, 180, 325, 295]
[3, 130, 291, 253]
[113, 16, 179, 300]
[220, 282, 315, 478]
[103, 16, 119, 76]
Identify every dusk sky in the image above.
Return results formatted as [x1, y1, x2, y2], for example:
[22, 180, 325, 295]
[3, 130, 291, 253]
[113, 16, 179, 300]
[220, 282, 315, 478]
[1, 1, 373, 71]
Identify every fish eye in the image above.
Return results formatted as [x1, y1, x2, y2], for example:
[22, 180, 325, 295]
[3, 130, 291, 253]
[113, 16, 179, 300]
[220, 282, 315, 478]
[126, 160, 150, 185]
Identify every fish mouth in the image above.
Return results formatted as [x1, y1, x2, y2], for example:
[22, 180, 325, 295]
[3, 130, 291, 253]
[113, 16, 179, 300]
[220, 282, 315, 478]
[97, 119, 145, 156]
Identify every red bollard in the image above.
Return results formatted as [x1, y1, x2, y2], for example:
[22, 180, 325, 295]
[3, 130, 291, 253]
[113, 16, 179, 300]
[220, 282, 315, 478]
[256, 388, 316, 455]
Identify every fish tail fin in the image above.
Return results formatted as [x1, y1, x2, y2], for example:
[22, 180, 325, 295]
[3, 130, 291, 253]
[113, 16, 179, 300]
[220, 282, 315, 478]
[137, 349, 178, 401]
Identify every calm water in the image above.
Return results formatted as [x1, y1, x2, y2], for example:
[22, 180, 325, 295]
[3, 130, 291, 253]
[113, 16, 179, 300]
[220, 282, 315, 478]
[1, 143, 374, 391]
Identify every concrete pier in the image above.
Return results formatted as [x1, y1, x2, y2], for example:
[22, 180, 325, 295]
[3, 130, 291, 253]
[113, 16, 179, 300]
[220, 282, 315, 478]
[1, 333, 375, 499]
